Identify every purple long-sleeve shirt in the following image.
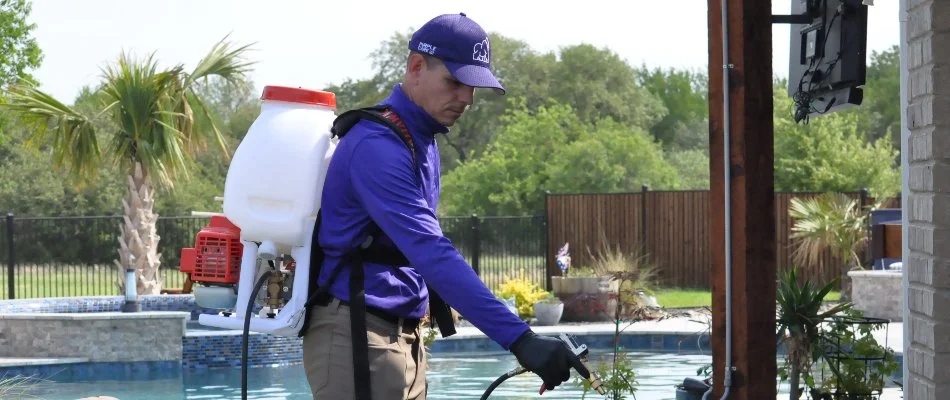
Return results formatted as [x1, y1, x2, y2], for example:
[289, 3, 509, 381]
[316, 84, 530, 350]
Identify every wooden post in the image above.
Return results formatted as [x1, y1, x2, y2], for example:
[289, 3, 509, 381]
[707, 0, 776, 399]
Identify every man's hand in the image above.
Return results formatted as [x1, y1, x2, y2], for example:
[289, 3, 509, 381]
[509, 331, 590, 391]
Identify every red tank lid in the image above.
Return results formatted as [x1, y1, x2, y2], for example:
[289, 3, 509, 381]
[260, 85, 336, 109]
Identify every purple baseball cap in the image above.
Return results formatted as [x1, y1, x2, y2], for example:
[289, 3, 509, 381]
[408, 13, 505, 95]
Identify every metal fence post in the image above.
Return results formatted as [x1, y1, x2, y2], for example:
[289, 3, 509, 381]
[6, 213, 14, 300]
[544, 191, 552, 292]
[860, 187, 870, 267]
[470, 214, 481, 276]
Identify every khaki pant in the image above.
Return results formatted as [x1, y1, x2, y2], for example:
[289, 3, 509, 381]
[303, 298, 427, 400]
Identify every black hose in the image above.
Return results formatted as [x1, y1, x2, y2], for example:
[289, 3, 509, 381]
[479, 367, 529, 400]
[242, 268, 273, 400]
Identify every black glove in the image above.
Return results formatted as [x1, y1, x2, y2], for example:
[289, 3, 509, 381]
[509, 331, 590, 391]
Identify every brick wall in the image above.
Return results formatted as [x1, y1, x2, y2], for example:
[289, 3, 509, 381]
[904, 0, 950, 397]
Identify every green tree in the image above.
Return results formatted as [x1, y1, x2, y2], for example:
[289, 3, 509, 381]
[859, 45, 901, 149]
[666, 148, 710, 190]
[0, 0, 43, 144]
[0, 126, 124, 217]
[635, 65, 709, 150]
[543, 119, 679, 194]
[439, 99, 583, 216]
[0, 36, 255, 294]
[773, 85, 900, 198]
[192, 75, 260, 142]
[440, 99, 678, 216]
[0, 0, 41, 87]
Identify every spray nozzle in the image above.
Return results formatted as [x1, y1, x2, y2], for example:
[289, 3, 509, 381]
[538, 333, 606, 396]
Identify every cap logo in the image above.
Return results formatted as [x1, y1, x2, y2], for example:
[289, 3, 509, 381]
[473, 38, 490, 63]
[417, 42, 437, 55]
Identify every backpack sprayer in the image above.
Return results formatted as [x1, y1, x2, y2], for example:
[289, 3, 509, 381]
[178, 86, 339, 400]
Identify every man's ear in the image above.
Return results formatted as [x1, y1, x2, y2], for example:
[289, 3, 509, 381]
[406, 52, 427, 79]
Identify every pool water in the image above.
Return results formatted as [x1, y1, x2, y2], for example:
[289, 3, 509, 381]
[26, 351, 723, 400]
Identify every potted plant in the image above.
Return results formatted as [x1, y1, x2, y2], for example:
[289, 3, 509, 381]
[554, 230, 651, 322]
[552, 265, 619, 321]
[776, 267, 853, 400]
[808, 311, 899, 400]
[533, 293, 564, 326]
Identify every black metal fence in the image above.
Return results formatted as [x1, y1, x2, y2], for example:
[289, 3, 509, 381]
[0, 213, 547, 300]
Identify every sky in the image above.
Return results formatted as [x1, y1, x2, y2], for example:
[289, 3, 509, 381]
[26, 0, 902, 103]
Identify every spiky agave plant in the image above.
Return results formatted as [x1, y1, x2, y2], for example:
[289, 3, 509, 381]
[776, 267, 853, 400]
[1, 35, 255, 295]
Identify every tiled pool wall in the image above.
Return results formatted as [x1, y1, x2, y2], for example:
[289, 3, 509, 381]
[183, 332, 303, 369]
[429, 332, 713, 354]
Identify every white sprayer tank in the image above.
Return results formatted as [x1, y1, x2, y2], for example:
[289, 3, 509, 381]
[223, 86, 337, 255]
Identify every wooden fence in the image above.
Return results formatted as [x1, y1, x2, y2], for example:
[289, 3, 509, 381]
[545, 190, 901, 289]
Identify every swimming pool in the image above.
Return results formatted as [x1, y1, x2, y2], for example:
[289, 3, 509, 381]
[20, 351, 721, 400]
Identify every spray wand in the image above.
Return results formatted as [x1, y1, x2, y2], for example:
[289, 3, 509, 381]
[479, 333, 606, 399]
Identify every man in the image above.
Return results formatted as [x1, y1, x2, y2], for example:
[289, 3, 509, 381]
[302, 12, 587, 400]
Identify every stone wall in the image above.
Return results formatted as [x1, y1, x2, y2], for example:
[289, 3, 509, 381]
[903, 0, 950, 397]
[0, 311, 189, 362]
[849, 270, 903, 321]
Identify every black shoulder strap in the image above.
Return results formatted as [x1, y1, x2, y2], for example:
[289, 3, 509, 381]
[331, 105, 418, 169]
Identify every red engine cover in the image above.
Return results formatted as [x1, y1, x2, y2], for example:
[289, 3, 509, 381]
[180, 215, 243, 284]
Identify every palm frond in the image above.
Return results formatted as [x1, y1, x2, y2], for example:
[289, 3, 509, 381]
[0, 79, 101, 186]
[185, 34, 256, 87]
[174, 35, 256, 161]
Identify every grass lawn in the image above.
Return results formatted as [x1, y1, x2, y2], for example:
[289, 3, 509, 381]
[654, 288, 842, 309]
[2, 264, 189, 299]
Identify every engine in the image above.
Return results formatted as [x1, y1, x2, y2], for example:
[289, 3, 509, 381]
[180, 215, 295, 316]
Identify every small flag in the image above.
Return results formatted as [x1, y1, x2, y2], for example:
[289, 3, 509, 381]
[556, 242, 571, 273]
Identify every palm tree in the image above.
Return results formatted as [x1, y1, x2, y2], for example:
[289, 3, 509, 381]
[1, 36, 255, 295]
[787, 192, 878, 300]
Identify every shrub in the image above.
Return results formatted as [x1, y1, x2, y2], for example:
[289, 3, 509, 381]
[495, 276, 549, 319]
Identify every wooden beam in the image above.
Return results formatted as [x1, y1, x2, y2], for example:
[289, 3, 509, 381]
[707, 0, 777, 399]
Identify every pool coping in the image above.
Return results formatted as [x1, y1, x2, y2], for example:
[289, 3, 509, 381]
[0, 311, 191, 320]
[0, 357, 89, 367]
